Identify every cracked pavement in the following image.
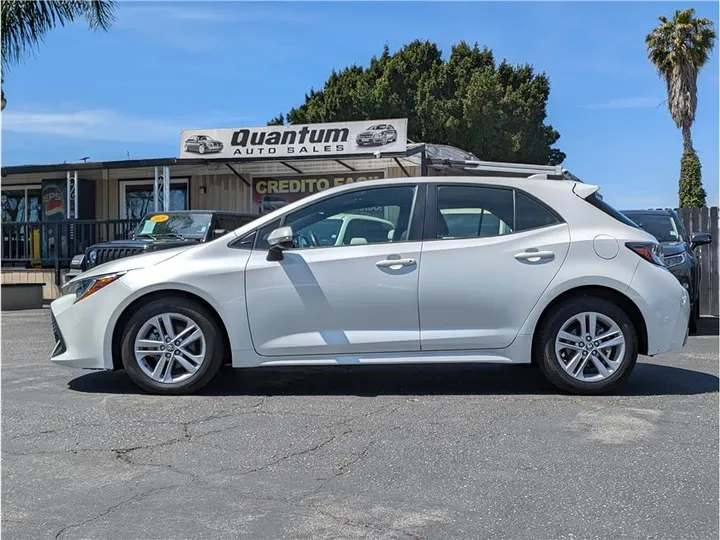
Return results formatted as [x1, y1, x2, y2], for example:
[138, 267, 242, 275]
[2, 309, 718, 539]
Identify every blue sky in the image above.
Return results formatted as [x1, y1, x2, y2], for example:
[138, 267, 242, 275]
[2, 0, 718, 208]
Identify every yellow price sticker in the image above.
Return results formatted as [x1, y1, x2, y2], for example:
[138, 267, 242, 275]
[150, 214, 169, 222]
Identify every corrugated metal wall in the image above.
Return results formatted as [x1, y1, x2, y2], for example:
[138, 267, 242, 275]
[191, 174, 252, 213]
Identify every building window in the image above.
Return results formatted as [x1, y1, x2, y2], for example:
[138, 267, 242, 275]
[1, 185, 42, 223]
[119, 179, 189, 219]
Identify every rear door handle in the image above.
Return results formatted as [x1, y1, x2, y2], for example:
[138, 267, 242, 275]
[514, 250, 555, 262]
[376, 258, 416, 268]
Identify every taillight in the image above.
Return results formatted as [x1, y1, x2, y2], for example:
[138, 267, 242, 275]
[626, 242, 666, 266]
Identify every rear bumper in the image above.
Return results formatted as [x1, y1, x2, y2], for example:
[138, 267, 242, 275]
[628, 262, 690, 356]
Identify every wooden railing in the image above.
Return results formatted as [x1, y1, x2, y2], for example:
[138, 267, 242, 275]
[1, 219, 140, 284]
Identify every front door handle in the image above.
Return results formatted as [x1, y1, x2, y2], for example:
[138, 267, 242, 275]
[376, 258, 416, 269]
[514, 250, 555, 263]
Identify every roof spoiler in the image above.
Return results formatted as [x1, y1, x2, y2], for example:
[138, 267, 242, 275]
[572, 183, 599, 199]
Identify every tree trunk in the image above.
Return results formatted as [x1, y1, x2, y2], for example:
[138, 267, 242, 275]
[682, 125, 694, 153]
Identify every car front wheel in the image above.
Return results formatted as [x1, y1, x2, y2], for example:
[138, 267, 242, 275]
[120, 298, 224, 395]
[535, 296, 638, 394]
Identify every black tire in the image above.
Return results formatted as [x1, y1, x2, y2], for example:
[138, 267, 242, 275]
[120, 298, 224, 395]
[688, 302, 699, 335]
[534, 296, 638, 395]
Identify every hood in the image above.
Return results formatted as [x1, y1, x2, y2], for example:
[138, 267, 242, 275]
[89, 238, 201, 250]
[69, 246, 194, 283]
[89, 238, 154, 250]
[660, 241, 687, 256]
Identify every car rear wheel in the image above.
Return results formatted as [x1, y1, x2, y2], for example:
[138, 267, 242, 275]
[120, 298, 224, 395]
[534, 296, 638, 394]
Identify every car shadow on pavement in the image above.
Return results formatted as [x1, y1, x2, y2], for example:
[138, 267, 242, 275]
[68, 361, 718, 397]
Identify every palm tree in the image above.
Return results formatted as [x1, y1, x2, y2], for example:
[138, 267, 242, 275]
[1, 0, 117, 110]
[646, 9, 716, 152]
[645, 9, 716, 207]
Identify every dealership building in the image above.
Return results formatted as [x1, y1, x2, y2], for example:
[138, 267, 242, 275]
[1, 117, 568, 299]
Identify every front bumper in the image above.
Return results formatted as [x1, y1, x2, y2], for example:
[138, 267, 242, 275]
[49, 279, 130, 370]
[356, 137, 380, 146]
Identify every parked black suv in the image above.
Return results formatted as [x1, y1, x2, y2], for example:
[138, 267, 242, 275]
[622, 208, 712, 334]
[66, 210, 258, 280]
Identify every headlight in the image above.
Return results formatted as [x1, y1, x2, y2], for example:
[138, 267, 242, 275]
[88, 250, 97, 264]
[663, 253, 686, 267]
[61, 271, 127, 303]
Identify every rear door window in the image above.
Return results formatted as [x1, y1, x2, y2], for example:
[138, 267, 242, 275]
[435, 186, 514, 239]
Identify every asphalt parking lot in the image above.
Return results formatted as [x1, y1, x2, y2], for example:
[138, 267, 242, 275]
[2, 309, 718, 540]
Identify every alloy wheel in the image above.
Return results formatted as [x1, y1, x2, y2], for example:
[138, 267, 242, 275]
[554, 311, 626, 382]
[134, 313, 207, 384]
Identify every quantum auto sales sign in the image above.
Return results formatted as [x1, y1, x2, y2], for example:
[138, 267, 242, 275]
[179, 119, 408, 159]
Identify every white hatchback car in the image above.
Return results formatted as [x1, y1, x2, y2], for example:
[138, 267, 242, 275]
[51, 176, 690, 395]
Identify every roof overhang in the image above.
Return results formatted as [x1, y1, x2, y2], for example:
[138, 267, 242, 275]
[1, 149, 421, 177]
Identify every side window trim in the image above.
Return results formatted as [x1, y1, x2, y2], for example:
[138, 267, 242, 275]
[423, 182, 565, 242]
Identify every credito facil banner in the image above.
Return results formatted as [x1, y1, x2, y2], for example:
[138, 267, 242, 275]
[252, 171, 385, 214]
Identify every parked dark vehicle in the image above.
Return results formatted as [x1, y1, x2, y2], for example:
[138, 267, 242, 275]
[66, 210, 258, 281]
[622, 208, 712, 334]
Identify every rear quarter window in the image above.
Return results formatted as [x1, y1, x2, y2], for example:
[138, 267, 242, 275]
[515, 191, 562, 231]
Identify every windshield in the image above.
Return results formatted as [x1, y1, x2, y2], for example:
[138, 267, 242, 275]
[623, 212, 681, 243]
[134, 213, 212, 239]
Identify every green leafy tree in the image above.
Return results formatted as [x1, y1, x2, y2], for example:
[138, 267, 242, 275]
[272, 40, 565, 165]
[1, 0, 116, 110]
[646, 8, 716, 207]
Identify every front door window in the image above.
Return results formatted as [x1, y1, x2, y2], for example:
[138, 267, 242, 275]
[283, 185, 416, 248]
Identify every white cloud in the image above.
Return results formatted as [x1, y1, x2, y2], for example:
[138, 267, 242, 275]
[118, 4, 309, 25]
[1, 109, 251, 142]
[582, 97, 664, 110]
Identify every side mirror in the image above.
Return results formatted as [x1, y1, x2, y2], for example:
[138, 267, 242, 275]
[267, 226, 293, 260]
[690, 232, 712, 249]
[211, 228, 228, 240]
